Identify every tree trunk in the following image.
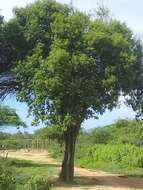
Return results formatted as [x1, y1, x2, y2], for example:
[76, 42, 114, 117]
[60, 124, 80, 182]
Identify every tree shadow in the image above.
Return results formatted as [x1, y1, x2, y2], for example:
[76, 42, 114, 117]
[5, 159, 61, 168]
[54, 175, 143, 189]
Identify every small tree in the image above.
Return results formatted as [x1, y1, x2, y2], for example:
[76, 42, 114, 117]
[0, 0, 143, 182]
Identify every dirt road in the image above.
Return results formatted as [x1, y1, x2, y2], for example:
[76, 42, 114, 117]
[8, 150, 143, 190]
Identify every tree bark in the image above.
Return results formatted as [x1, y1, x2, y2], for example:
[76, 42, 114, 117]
[60, 124, 80, 182]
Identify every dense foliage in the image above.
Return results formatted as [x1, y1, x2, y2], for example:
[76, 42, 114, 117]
[0, 162, 16, 190]
[85, 119, 143, 145]
[0, 106, 26, 127]
[0, 131, 11, 140]
[77, 144, 143, 170]
[14, 4, 142, 127]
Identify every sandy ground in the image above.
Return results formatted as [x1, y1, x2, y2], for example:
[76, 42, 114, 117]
[8, 150, 143, 190]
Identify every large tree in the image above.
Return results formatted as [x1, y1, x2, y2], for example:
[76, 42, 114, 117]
[0, 0, 143, 182]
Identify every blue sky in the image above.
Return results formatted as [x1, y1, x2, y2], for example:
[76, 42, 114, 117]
[0, 0, 141, 133]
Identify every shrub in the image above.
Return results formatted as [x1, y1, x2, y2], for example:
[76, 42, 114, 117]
[0, 164, 16, 190]
[26, 176, 52, 190]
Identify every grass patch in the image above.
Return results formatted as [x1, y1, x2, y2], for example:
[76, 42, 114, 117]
[76, 160, 143, 177]
[0, 158, 59, 189]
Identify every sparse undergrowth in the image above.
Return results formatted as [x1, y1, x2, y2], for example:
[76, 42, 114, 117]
[0, 158, 58, 190]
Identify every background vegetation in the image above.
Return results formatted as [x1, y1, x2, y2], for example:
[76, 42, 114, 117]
[1, 119, 143, 188]
[44, 119, 143, 176]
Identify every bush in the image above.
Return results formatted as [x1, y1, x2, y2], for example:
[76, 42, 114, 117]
[26, 176, 52, 190]
[0, 163, 16, 190]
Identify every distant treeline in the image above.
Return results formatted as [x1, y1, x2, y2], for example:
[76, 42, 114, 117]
[78, 119, 143, 146]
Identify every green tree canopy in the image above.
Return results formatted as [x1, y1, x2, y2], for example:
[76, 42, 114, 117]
[0, 106, 26, 127]
[0, 0, 143, 182]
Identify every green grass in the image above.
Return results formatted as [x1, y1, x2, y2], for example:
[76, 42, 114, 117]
[47, 142, 143, 177]
[0, 159, 59, 190]
[76, 159, 143, 177]
[75, 144, 143, 177]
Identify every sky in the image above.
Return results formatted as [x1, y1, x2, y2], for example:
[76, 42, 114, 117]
[0, 0, 141, 133]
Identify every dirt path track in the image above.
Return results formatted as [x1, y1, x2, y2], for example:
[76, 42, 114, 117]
[8, 150, 143, 190]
